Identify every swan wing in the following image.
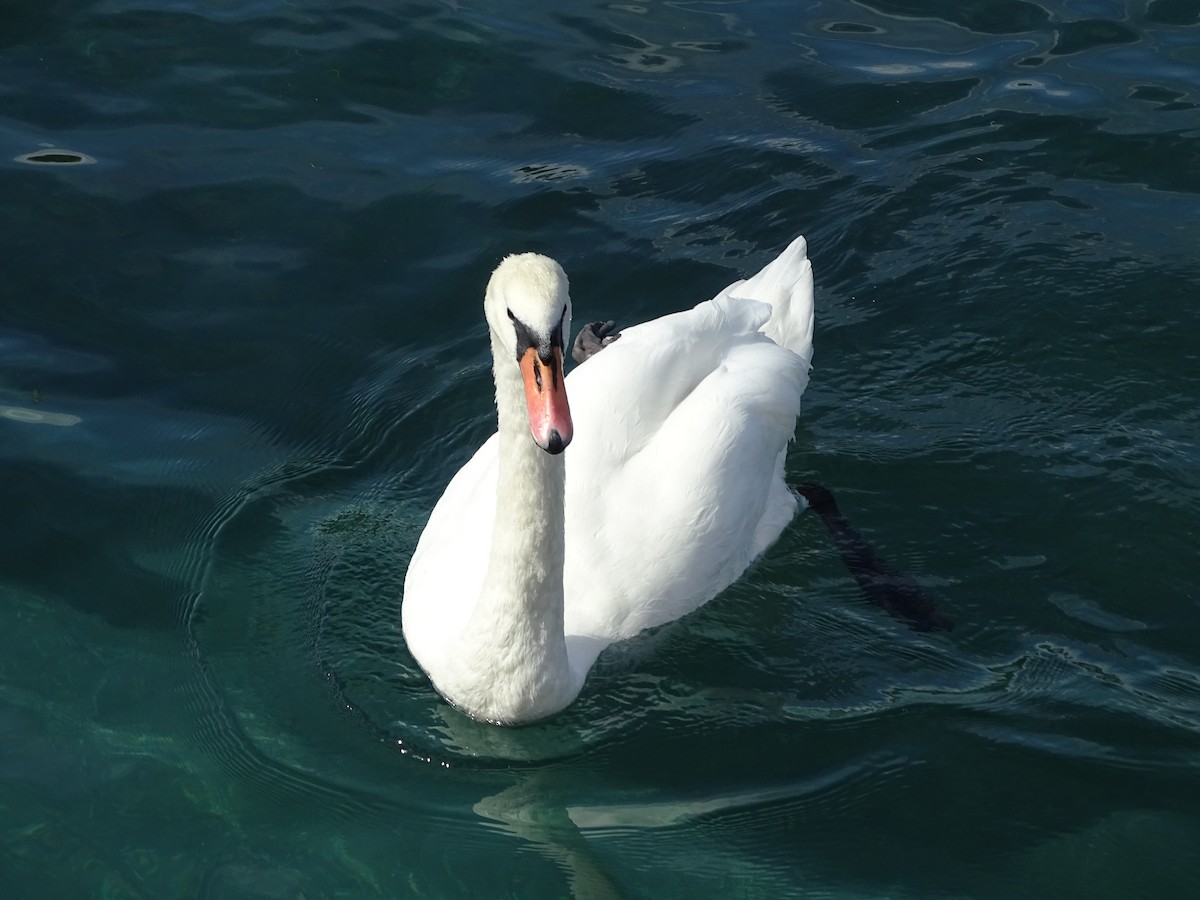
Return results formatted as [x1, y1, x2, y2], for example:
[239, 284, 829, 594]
[402, 433, 498, 675]
[561, 297, 809, 644]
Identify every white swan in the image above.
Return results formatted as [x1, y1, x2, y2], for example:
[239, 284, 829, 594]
[402, 236, 814, 724]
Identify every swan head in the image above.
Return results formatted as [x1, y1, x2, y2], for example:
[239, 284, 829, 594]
[485, 253, 574, 454]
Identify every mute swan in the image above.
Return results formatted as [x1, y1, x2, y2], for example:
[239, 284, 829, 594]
[402, 236, 815, 724]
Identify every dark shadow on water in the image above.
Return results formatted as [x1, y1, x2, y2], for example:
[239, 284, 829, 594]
[0, 459, 205, 628]
[766, 71, 980, 130]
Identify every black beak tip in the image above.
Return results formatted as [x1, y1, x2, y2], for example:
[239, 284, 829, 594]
[544, 430, 567, 455]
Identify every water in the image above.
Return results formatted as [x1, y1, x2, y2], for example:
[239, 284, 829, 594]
[2, 0, 1199, 896]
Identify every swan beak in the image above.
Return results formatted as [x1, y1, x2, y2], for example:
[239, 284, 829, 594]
[519, 345, 573, 454]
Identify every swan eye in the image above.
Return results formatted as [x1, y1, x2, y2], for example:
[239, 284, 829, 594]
[508, 311, 538, 357]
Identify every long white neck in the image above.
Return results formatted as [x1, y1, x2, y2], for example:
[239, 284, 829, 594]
[442, 330, 577, 724]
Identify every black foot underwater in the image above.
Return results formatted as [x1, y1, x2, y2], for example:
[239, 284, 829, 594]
[796, 483, 954, 633]
[571, 320, 621, 364]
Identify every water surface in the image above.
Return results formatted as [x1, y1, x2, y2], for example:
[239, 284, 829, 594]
[2, 1, 1199, 897]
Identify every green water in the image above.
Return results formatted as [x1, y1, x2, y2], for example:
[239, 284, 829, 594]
[2, 1, 1199, 897]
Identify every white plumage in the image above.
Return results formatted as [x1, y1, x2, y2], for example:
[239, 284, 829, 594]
[402, 235, 815, 724]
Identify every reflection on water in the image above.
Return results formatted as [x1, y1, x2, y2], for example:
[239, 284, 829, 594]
[0, 405, 81, 426]
[13, 148, 96, 165]
[1, 0, 1199, 896]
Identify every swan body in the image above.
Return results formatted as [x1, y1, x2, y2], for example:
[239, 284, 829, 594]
[402, 236, 815, 724]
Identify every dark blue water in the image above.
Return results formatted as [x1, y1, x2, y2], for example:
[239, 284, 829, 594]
[2, 1, 1199, 897]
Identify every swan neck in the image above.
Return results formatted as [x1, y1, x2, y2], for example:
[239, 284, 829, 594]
[447, 331, 573, 723]
[488, 335, 567, 605]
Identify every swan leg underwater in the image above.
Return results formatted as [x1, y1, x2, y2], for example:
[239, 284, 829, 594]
[403, 237, 815, 725]
[795, 483, 953, 632]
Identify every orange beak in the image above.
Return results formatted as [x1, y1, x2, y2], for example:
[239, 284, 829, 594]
[519, 345, 573, 454]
